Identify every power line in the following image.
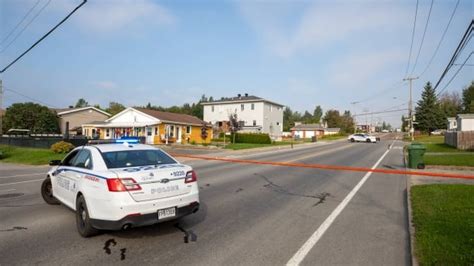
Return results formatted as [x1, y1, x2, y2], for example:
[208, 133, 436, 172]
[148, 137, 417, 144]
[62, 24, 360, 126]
[433, 19, 473, 91]
[0, 0, 52, 54]
[418, 0, 460, 77]
[0, 0, 41, 46]
[410, 0, 434, 75]
[436, 51, 473, 96]
[351, 80, 406, 104]
[353, 108, 408, 117]
[0, 0, 87, 74]
[405, 0, 420, 77]
[4, 87, 58, 108]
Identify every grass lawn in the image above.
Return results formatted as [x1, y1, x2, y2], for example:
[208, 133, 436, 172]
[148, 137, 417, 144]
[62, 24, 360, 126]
[411, 184, 474, 265]
[424, 154, 474, 167]
[319, 134, 348, 141]
[413, 134, 444, 143]
[224, 141, 301, 150]
[0, 145, 64, 165]
[424, 143, 462, 153]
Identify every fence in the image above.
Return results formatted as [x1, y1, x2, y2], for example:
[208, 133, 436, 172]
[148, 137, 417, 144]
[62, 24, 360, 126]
[0, 136, 88, 149]
[444, 131, 474, 150]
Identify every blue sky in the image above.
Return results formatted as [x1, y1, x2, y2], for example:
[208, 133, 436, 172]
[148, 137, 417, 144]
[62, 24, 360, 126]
[0, 0, 472, 127]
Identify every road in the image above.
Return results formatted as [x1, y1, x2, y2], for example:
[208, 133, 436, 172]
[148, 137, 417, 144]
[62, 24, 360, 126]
[0, 134, 411, 265]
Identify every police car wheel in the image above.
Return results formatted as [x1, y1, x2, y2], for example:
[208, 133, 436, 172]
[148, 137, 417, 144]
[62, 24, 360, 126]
[41, 178, 59, 205]
[75, 195, 99, 237]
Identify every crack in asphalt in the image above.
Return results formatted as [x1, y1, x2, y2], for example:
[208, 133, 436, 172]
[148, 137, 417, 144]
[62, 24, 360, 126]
[235, 188, 243, 193]
[174, 223, 197, 243]
[256, 173, 331, 206]
[120, 248, 127, 261]
[0, 226, 28, 232]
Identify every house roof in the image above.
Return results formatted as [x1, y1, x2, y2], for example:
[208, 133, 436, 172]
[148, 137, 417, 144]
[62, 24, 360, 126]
[290, 124, 324, 131]
[200, 95, 284, 107]
[55, 106, 111, 117]
[134, 108, 208, 126]
[457, 113, 474, 119]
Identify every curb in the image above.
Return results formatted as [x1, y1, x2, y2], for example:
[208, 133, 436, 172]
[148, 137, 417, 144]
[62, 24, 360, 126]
[404, 149, 418, 266]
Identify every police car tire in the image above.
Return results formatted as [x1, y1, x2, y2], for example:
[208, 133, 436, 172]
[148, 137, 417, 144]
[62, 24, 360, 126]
[41, 178, 60, 205]
[75, 195, 99, 237]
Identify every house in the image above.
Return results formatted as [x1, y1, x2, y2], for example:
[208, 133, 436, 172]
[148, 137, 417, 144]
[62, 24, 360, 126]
[456, 113, 474, 131]
[82, 107, 212, 144]
[447, 117, 457, 131]
[55, 106, 111, 137]
[290, 123, 340, 138]
[356, 124, 375, 133]
[201, 94, 284, 139]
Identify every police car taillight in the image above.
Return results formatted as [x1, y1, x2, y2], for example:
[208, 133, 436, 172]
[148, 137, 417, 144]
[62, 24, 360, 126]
[184, 171, 197, 183]
[107, 178, 141, 192]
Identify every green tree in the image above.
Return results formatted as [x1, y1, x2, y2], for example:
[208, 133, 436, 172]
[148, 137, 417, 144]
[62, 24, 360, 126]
[323, 109, 342, 128]
[2, 102, 59, 133]
[74, 98, 88, 108]
[461, 81, 474, 113]
[401, 115, 408, 132]
[415, 82, 445, 133]
[340, 110, 355, 133]
[106, 102, 126, 115]
[283, 107, 294, 131]
[439, 92, 462, 117]
[313, 105, 323, 123]
[302, 111, 313, 123]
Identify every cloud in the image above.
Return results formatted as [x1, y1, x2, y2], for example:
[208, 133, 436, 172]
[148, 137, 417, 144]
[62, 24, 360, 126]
[54, 0, 176, 33]
[95, 81, 118, 89]
[238, 1, 410, 57]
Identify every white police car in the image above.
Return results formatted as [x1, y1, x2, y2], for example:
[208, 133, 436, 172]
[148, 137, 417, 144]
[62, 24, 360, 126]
[41, 139, 200, 237]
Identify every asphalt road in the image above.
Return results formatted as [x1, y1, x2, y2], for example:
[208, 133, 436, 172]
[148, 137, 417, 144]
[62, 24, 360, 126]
[0, 134, 410, 265]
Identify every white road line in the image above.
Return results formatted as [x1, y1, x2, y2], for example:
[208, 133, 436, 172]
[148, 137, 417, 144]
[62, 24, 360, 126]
[286, 141, 395, 266]
[0, 173, 45, 179]
[0, 179, 43, 187]
[0, 188, 16, 193]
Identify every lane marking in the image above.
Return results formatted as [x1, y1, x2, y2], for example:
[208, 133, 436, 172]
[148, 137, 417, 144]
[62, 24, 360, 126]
[0, 188, 16, 193]
[0, 179, 43, 187]
[0, 173, 45, 179]
[286, 141, 395, 265]
[172, 152, 474, 180]
[285, 143, 353, 163]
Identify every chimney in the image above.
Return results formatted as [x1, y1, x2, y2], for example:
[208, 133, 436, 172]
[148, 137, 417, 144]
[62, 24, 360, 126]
[244, 93, 248, 97]
[237, 94, 241, 98]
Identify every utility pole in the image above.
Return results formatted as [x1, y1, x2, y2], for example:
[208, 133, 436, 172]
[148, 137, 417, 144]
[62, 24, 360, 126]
[403, 76, 419, 141]
[350, 101, 358, 133]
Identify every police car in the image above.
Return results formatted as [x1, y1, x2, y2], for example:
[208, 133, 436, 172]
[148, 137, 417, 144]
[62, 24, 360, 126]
[41, 139, 200, 237]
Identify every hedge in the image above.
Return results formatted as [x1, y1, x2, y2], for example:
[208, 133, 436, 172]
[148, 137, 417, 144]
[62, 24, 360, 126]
[232, 133, 272, 144]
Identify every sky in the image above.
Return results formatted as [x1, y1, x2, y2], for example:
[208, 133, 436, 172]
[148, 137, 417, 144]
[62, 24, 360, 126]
[0, 0, 473, 127]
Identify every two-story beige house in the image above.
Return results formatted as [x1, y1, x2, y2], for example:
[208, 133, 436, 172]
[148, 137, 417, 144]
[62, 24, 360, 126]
[55, 107, 111, 137]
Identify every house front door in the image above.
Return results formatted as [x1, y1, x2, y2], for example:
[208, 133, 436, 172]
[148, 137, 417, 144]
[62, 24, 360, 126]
[146, 127, 153, 144]
[176, 126, 182, 143]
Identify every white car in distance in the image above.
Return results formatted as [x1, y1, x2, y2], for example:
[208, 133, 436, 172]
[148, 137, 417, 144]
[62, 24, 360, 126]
[347, 133, 378, 143]
[41, 139, 200, 237]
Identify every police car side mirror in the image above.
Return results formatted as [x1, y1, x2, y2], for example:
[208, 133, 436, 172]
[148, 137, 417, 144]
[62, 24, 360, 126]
[49, 160, 61, 166]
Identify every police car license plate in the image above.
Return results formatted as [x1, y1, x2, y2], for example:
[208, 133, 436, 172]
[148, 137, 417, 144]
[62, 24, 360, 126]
[158, 207, 176, 220]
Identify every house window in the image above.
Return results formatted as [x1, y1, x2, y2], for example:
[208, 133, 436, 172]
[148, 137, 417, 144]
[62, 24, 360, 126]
[251, 103, 255, 110]
[253, 120, 256, 126]
[211, 106, 214, 112]
[186, 126, 192, 134]
[155, 127, 158, 135]
[241, 104, 244, 111]
[106, 129, 110, 137]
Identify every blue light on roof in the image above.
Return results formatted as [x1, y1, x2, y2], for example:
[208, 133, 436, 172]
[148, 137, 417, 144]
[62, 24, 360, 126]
[115, 137, 139, 144]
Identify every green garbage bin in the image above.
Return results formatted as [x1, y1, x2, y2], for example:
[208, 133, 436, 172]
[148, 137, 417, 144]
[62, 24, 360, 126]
[407, 143, 426, 169]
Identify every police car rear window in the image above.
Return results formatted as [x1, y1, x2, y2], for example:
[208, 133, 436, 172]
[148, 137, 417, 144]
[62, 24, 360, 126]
[102, 150, 177, 169]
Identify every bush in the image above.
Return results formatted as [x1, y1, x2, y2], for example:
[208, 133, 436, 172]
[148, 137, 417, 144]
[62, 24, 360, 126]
[50, 141, 74, 154]
[232, 133, 272, 144]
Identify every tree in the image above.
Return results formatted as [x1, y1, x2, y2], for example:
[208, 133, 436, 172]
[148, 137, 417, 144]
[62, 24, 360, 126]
[340, 110, 355, 133]
[313, 105, 323, 123]
[229, 113, 241, 143]
[302, 111, 313, 123]
[106, 102, 126, 115]
[462, 81, 474, 113]
[439, 92, 462, 117]
[401, 115, 408, 132]
[323, 109, 342, 128]
[2, 102, 59, 133]
[415, 82, 445, 133]
[283, 107, 294, 131]
[74, 98, 88, 108]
